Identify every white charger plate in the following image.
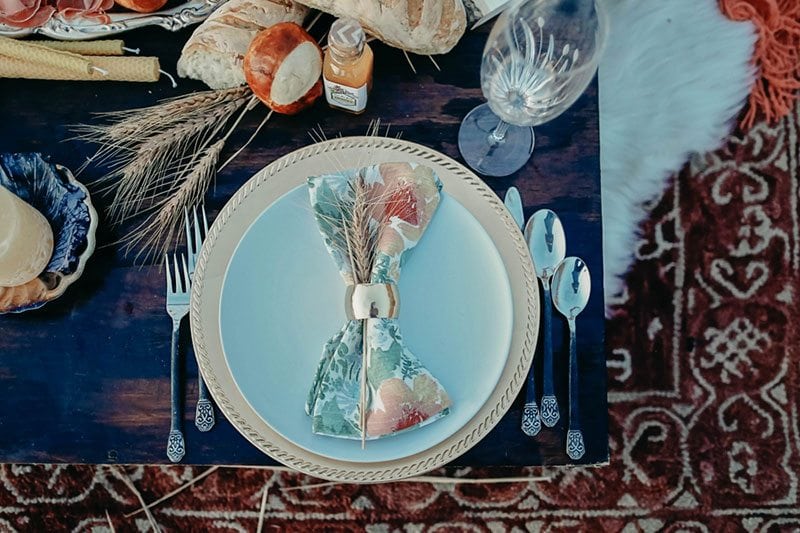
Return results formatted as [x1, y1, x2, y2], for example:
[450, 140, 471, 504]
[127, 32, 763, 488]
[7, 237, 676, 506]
[191, 137, 539, 482]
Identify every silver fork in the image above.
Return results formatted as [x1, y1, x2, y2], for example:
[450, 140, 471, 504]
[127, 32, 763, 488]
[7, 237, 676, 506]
[185, 205, 215, 432]
[165, 253, 190, 463]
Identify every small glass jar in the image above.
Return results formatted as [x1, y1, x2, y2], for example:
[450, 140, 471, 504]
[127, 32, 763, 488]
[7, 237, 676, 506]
[323, 18, 374, 114]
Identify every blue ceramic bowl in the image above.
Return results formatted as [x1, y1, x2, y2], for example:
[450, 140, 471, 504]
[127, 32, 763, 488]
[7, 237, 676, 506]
[0, 153, 97, 314]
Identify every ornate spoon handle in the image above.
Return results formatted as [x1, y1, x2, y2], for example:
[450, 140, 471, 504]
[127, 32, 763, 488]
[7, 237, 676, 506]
[540, 279, 559, 427]
[167, 321, 185, 463]
[566, 318, 585, 460]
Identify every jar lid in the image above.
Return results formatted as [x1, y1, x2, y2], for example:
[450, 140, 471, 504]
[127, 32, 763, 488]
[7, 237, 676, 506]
[328, 17, 366, 57]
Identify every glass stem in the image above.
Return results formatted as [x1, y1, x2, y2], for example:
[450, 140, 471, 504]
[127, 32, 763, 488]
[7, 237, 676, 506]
[489, 120, 510, 145]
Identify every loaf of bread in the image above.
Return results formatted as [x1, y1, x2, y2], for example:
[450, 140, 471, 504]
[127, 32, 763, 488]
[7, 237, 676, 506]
[177, 0, 309, 90]
[295, 0, 466, 55]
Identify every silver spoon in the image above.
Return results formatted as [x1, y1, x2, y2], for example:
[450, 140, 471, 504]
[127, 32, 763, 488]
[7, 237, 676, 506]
[523, 209, 566, 432]
[552, 257, 591, 460]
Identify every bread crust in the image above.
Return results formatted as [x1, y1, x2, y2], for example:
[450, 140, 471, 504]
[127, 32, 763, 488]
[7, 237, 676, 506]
[177, 0, 309, 89]
[295, 0, 466, 55]
[244, 23, 323, 114]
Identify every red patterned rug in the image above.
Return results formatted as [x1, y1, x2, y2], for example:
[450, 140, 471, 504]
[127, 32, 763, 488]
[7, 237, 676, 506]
[1, 104, 798, 531]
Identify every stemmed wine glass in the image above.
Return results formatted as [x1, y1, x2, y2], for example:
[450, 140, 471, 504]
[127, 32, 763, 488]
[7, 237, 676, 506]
[458, 0, 607, 177]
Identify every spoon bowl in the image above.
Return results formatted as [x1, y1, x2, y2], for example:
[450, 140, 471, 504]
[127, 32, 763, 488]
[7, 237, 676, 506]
[524, 209, 567, 279]
[552, 257, 591, 319]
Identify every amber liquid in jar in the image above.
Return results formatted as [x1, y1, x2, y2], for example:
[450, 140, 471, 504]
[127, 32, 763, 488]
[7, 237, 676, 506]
[323, 18, 373, 114]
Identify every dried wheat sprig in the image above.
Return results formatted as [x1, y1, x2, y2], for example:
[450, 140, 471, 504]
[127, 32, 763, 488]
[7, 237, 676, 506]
[101, 86, 248, 118]
[106, 94, 257, 255]
[85, 94, 246, 191]
[311, 186, 395, 281]
[98, 96, 248, 226]
[348, 174, 379, 284]
[120, 140, 225, 264]
[102, 95, 246, 174]
[342, 173, 387, 448]
[360, 319, 368, 448]
[94, 91, 256, 263]
[308, 123, 427, 447]
[78, 87, 248, 140]
[256, 484, 269, 533]
[402, 50, 417, 74]
[304, 10, 323, 32]
[114, 466, 161, 532]
[308, 125, 348, 175]
[104, 510, 116, 533]
[341, 174, 371, 448]
[218, 109, 273, 173]
[73, 87, 249, 170]
[308, 170, 387, 448]
[122, 466, 220, 519]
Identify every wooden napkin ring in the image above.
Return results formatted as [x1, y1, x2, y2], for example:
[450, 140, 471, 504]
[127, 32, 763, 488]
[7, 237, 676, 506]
[345, 283, 400, 320]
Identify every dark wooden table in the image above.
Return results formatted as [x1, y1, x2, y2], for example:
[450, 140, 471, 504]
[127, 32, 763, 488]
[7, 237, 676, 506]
[0, 24, 608, 466]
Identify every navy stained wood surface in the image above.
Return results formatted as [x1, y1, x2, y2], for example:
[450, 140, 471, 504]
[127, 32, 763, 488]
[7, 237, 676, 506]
[0, 24, 608, 466]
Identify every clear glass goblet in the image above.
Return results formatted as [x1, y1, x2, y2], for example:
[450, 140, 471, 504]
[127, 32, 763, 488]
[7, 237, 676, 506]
[458, 0, 607, 177]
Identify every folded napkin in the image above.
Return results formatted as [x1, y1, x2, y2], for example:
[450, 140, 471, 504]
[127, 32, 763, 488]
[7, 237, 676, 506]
[305, 162, 452, 440]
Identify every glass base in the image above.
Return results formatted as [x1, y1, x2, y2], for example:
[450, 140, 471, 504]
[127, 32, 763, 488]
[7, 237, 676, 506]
[458, 103, 535, 178]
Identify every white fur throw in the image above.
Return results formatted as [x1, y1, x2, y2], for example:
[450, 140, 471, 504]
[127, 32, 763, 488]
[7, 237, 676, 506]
[599, 0, 756, 306]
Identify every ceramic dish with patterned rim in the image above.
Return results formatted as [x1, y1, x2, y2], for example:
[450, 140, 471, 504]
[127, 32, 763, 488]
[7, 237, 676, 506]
[0, 0, 222, 40]
[0, 153, 97, 314]
[190, 137, 540, 482]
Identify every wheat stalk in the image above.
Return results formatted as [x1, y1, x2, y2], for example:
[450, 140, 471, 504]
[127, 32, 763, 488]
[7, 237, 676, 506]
[120, 140, 225, 264]
[76, 87, 249, 144]
[343, 174, 374, 449]
[348, 174, 380, 284]
[74, 87, 249, 171]
[339, 173, 395, 448]
[75, 86, 260, 263]
[310, 170, 387, 447]
[106, 98, 246, 223]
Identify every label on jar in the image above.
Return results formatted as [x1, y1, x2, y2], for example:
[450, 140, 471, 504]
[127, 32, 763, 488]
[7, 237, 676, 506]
[323, 78, 368, 112]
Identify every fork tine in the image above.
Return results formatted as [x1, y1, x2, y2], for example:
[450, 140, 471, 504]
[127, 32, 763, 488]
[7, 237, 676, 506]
[165, 254, 173, 293]
[201, 204, 209, 239]
[181, 254, 190, 292]
[172, 253, 181, 293]
[185, 207, 197, 278]
[192, 205, 203, 250]
[184, 207, 194, 254]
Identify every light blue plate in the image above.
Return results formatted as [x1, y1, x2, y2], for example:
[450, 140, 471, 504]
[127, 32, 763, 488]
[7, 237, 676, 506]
[220, 185, 514, 463]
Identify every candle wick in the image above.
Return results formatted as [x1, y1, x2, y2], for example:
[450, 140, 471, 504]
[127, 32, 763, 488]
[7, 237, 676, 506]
[159, 69, 177, 89]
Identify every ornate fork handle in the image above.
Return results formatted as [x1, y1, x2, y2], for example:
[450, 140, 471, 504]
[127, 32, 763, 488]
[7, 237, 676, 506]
[195, 374, 215, 432]
[167, 319, 185, 463]
[185, 205, 216, 432]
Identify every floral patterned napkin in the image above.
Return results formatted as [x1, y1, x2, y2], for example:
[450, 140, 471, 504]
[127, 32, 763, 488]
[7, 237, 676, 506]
[305, 162, 452, 440]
